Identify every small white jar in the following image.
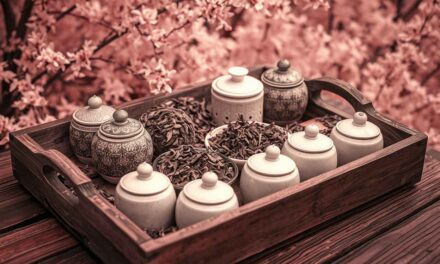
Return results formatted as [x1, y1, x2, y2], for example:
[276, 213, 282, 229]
[282, 125, 337, 181]
[115, 162, 176, 230]
[211, 67, 264, 125]
[175, 172, 239, 228]
[330, 112, 383, 166]
[240, 145, 300, 203]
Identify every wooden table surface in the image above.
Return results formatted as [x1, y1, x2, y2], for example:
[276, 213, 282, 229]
[1, 149, 440, 264]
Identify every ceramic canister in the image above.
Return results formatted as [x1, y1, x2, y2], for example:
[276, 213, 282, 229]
[69, 95, 115, 164]
[240, 145, 300, 203]
[91, 109, 154, 184]
[330, 112, 383, 166]
[282, 125, 337, 181]
[261, 60, 308, 125]
[211, 67, 264, 125]
[115, 162, 176, 229]
[175, 171, 239, 228]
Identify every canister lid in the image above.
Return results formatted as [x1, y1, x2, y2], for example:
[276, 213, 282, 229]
[261, 60, 304, 88]
[288, 125, 333, 153]
[183, 172, 234, 205]
[119, 163, 170, 196]
[72, 95, 115, 126]
[247, 145, 296, 176]
[99, 109, 144, 139]
[335, 112, 381, 140]
[212, 67, 263, 99]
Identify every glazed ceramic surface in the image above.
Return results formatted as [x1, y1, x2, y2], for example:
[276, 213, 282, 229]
[330, 112, 383, 166]
[175, 172, 239, 228]
[282, 125, 337, 181]
[211, 67, 264, 125]
[115, 163, 176, 229]
[261, 60, 308, 125]
[240, 145, 300, 203]
[69, 96, 115, 164]
[91, 109, 154, 184]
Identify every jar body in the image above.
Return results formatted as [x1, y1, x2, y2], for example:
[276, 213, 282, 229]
[69, 120, 99, 164]
[175, 192, 239, 228]
[281, 144, 337, 181]
[91, 130, 154, 183]
[115, 184, 176, 229]
[211, 90, 263, 125]
[330, 128, 383, 166]
[263, 83, 308, 125]
[240, 164, 300, 203]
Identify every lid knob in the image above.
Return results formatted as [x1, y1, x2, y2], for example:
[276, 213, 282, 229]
[228, 66, 248, 82]
[113, 109, 128, 123]
[305, 125, 319, 139]
[202, 172, 218, 188]
[137, 162, 153, 180]
[277, 60, 291, 72]
[88, 95, 102, 109]
[353, 112, 367, 126]
[265, 145, 280, 160]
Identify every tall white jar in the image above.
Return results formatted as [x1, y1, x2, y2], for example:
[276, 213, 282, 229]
[211, 67, 264, 125]
[175, 172, 239, 228]
[330, 112, 383, 166]
[282, 125, 337, 181]
[240, 145, 300, 203]
[115, 162, 176, 230]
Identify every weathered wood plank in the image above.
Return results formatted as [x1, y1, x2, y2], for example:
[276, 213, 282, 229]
[37, 246, 98, 264]
[242, 156, 440, 264]
[0, 218, 78, 264]
[336, 200, 440, 264]
[0, 151, 13, 185]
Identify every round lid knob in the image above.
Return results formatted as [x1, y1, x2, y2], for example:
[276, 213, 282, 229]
[88, 95, 102, 109]
[137, 162, 153, 180]
[305, 125, 319, 139]
[228, 67, 248, 82]
[247, 145, 296, 176]
[353, 112, 367, 126]
[202, 172, 218, 188]
[113, 109, 128, 123]
[277, 60, 291, 72]
[265, 145, 281, 160]
[335, 112, 381, 140]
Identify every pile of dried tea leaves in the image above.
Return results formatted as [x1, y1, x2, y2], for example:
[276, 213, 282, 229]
[209, 116, 287, 160]
[284, 114, 342, 136]
[159, 97, 216, 147]
[155, 145, 235, 189]
[140, 107, 196, 156]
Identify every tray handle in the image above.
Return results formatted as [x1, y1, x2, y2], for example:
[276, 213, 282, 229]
[305, 77, 373, 113]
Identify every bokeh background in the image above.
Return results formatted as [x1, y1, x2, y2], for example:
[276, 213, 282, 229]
[1, 0, 439, 150]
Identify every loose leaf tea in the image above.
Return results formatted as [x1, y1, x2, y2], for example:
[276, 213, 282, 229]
[285, 114, 342, 136]
[140, 107, 196, 156]
[155, 145, 235, 189]
[160, 97, 216, 147]
[209, 116, 288, 160]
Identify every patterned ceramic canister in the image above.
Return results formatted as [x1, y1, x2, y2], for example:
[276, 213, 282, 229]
[261, 60, 308, 125]
[211, 67, 264, 125]
[92, 109, 154, 184]
[69, 95, 115, 164]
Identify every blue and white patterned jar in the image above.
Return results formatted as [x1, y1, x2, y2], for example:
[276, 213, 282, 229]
[92, 109, 154, 184]
[261, 60, 308, 125]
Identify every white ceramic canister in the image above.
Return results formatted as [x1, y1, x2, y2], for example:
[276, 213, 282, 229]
[330, 112, 383, 166]
[240, 145, 300, 203]
[175, 171, 239, 228]
[69, 95, 115, 164]
[211, 67, 264, 125]
[115, 162, 176, 229]
[282, 125, 337, 181]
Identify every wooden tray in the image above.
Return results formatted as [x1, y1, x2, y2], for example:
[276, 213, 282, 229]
[10, 66, 427, 263]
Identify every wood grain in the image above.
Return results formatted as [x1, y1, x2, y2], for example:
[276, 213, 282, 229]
[0, 218, 77, 264]
[9, 67, 428, 263]
[243, 156, 440, 263]
[336, 200, 440, 264]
